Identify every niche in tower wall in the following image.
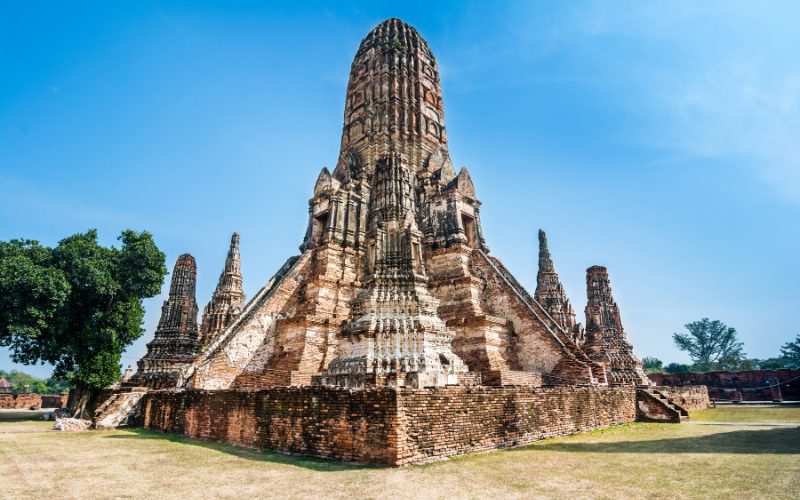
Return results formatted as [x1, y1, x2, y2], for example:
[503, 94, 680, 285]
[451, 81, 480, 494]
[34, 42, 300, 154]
[461, 213, 476, 247]
[312, 211, 329, 246]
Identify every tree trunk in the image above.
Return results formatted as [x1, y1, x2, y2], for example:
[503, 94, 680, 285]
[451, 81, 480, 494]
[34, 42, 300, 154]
[67, 384, 104, 419]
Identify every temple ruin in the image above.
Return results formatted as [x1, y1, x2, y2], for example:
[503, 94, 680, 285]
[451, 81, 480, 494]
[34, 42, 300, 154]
[103, 18, 703, 466]
[129, 254, 201, 389]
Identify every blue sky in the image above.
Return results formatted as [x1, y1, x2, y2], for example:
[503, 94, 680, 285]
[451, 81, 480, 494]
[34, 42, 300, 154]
[2, 1, 798, 378]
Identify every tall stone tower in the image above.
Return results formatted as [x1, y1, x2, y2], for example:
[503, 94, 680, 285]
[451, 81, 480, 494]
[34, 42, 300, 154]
[336, 18, 448, 179]
[201, 233, 245, 346]
[189, 18, 605, 391]
[131, 254, 201, 388]
[534, 230, 585, 346]
[583, 266, 650, 385]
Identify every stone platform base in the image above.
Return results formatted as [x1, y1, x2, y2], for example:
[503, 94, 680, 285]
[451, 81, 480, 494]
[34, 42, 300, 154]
[133, 385, 636, 466]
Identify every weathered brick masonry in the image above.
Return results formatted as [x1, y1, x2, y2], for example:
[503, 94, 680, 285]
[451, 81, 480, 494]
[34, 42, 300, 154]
[395, 386, 636, 465]
[138, 387, 398, 464]
[654, 385, 709, 411]
[0, 393, 43, 410]
[136, 385, 635, 466]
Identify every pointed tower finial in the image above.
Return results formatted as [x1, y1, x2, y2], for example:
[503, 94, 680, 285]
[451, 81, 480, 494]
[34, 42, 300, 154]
[538, 229, 554, 273]
[201, 232, 245, 346]
[535, 230, 584, 345]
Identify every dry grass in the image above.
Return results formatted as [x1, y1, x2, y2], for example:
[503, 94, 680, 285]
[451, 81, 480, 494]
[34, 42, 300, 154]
[1, 406, 798, 499]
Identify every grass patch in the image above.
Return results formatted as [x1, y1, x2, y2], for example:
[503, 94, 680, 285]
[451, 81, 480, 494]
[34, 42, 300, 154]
[1, 408, 798, 498]
[691, 404, 800, 422]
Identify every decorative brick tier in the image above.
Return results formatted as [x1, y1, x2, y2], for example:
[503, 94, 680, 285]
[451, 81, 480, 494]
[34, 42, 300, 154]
[134, 385, 636, 466]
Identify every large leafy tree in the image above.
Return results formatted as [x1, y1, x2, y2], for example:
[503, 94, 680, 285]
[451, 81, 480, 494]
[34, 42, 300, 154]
[780, 334, 800, 367]
[641, 357, 663, 373]
[664, 362, 691, 373]
[672, 318, 745, 371]
[0, 229, 166, 415]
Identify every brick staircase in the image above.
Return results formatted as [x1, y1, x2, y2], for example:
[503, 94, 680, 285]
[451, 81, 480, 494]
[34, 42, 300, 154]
[636, 387, 689, 423]
[475, 250, 605, 385]
[94, 390, 147, 429]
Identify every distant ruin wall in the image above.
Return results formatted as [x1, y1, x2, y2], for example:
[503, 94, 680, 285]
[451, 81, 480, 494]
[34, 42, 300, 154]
[0, 394, 11, 409]
[40, 393, 69, 409]
[135, 385, 636, 466]
[650, 369, 800, 402]
[0, 393, 42, 410]
[655, 385, 709, 410]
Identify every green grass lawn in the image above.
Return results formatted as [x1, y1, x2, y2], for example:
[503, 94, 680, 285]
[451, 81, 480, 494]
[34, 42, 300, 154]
[1, 406, 798, 499]
[690, 404, 800, 422]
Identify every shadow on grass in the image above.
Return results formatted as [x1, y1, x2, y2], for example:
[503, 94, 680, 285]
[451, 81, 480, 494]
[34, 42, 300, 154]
[103, 428, 378, 471]
[0, 410, 50, 422]
[524, 426, 800, 455]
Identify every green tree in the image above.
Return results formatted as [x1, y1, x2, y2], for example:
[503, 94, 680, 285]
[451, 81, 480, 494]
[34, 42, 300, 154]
[779, 334, 800, 367]
[756, 358, 790, 370]
[0, 369, 71, 394]
[664, 362, 691, 373]
[641, 357, 663, 373]
[0, 229, 166, 416]
[673, 318, 745, 371]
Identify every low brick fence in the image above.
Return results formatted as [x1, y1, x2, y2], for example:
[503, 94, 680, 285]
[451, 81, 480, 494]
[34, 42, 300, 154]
[135, 385, 636, 466]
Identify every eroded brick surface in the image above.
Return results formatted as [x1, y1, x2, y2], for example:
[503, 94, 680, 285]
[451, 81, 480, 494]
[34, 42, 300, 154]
[654, 385, 709, 410]
[0, 393, 42, 409]
[136, 385, 636, 466]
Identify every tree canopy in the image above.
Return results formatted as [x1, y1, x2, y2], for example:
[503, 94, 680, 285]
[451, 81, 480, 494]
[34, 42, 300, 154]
[0, 229, 166, 391]
[672, 318, 745, 371]
[780, 334, 800, 367]
[641, 356, 663, 373]
[0, 369, 70, 394]
[664, 362, 692, 373]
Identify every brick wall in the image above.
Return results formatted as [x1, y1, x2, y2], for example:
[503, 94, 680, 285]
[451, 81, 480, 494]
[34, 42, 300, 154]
[0, 393, 42, 410]
[135, 385, 636, 466]
[40, 393, 69, 409]
[0, 394, 12, 409]
[138, 387, 398, 465]
[655, 385, 709, 410]
[396, 386, 636, 465]
[650, 369, 800, 402]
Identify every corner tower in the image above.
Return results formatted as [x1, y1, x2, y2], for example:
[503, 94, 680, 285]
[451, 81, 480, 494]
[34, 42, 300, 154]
[200, 233, 245, 346]
[131, 254, 201, 388]
[583, 266, 650, 385]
